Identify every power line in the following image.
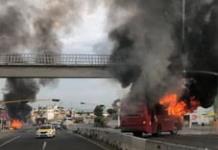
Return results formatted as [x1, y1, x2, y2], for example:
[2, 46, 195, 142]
[0, 99, 51, 105]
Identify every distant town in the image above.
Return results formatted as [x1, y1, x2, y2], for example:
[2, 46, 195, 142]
[0, 99, 217, 131]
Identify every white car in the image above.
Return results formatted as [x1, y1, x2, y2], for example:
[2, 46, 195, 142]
[36, 124, 56, 138]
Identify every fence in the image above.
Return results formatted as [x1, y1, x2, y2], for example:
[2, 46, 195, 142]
[0, 54, 117, 66]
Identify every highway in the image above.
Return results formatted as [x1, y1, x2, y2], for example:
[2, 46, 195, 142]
[1, 128, 218, 150]
[0, 129, 107, 150]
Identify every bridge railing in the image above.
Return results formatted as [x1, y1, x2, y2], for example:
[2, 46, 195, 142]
[0, 54, 117, 66]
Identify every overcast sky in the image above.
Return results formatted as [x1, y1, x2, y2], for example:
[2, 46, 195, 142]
[60, 4, 113, 54]
[0, 3, 129, 111]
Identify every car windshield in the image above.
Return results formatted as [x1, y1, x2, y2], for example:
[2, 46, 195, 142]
[0, 1, 217, 150]
[39, 126, 51, 129]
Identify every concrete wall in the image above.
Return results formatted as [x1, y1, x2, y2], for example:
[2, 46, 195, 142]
[0, 66, 112, 78]
[76, 127, 205, 150]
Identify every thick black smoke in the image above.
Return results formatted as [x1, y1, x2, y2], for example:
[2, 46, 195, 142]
[0, 0, 83, 121]
[109, 0, 181, 106]
[4, 79, 39, 121]
[109, 0, 218, 108]
[179, 0, 218, 107]
[0, 6, 30, 53]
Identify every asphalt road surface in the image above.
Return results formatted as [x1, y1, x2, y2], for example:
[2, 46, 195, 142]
[0, 129, 106, 150]
[1, 128, 218, 150]
[150, 134, 218, 150]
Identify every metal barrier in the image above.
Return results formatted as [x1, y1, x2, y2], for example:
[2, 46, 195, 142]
[76, 127, 206, 150]
[0, 54, 116, 66]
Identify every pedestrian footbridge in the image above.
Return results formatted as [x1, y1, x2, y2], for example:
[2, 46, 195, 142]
[0, 54, 119, 78]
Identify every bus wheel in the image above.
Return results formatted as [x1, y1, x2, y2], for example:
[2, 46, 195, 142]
[170, 127, 178, 135]
[133, 132, 142, 137]
[152, 125, 161, 136]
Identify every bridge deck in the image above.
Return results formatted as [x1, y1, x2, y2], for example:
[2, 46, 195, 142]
[0, 54, 115, 78]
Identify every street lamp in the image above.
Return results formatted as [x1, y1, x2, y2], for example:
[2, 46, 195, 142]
[113, 100, 121, 128]
[0, 99, 51, 105]
[80, 102, 98, 106]
[52, 99, 60, 102]
[183, 70, 218, 77]
[80, 102, 85, 105]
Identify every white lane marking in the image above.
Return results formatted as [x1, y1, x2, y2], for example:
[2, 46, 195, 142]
[74, 134, 110, 150]
[0, 136, 21, 148]
[42, 141, 47, 150]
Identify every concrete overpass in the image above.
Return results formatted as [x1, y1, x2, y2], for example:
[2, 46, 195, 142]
[0, 54, 118, 78]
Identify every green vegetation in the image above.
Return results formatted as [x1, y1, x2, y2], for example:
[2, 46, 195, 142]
[94, 105, 106, 127]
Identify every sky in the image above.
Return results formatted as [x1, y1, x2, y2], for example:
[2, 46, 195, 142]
[0, 3, 129, 111]
[60, 4, 113, 54]
[34, 79, 129, 111]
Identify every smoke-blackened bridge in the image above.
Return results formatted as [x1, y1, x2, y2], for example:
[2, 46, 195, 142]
[0, 54, 117, 78]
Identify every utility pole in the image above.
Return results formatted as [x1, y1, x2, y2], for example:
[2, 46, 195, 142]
[182, 0, 192, 128]
[214, 97, 218, 120]
[182, 0, 186, 52]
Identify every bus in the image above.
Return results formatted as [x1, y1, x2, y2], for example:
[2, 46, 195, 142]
[120, 100, 182, 136]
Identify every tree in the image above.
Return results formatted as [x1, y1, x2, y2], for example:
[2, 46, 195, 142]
[94, 105, 105, 127]
[107, 108, 117, 116]
[94, 105, 105, 117]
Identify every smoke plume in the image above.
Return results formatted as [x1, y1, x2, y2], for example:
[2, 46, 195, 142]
[178, 0, 218, 107]
[109, 0, 218, 108]
[0, 0, 83, 120]
[4, 79, 39, 121]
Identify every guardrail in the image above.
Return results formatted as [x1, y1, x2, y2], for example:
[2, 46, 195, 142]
[0, 54, 118, 66]
[75, 127, 206, 150]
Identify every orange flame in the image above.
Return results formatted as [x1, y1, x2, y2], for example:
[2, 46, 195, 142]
[159, 93, 200, 117]
[11, 119, 23, 129]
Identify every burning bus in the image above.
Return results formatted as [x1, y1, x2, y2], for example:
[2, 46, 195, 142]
[120, 92, 201, 137]
[120, 100, 182, 136]
[120, 74, 202, 137]
[120, 91, 200, 137]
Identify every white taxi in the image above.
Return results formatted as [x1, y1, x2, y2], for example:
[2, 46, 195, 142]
[36, 124, 56, 138]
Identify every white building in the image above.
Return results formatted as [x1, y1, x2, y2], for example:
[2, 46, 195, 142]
[188, 106, 215, 126]
[46, 107, 55, 120]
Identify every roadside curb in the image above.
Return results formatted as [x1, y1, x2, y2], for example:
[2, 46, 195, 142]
[76, 127, 207, 150]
